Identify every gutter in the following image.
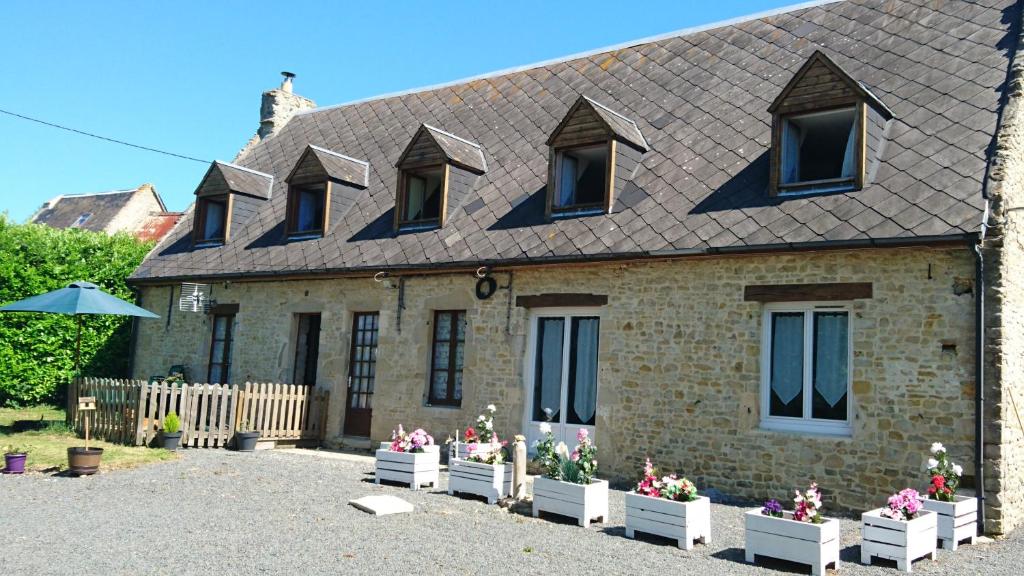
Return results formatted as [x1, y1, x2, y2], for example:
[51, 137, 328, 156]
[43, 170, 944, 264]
[126, 234, 978, 286]
[973, 201, 989, 535]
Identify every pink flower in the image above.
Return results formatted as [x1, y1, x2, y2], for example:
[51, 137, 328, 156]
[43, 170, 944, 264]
[570, 452, 580, 462]
[577, 428, 589, 443]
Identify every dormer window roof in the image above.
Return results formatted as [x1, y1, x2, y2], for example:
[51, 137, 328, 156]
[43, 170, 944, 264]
[768, 51, 893, 196]
[545, 95, 647, 218]
[285, 145, 369, 239]
[394, 124, 485, 231]
[192, 161, 273, 245]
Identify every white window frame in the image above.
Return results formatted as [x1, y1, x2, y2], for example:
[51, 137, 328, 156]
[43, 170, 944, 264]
[759, 301, 853, 436]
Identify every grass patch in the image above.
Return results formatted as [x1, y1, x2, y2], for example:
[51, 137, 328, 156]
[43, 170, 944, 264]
[1, 405, 177, 473]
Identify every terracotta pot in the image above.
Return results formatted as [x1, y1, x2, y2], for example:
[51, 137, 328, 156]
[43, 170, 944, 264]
[67, 447, 103, 476]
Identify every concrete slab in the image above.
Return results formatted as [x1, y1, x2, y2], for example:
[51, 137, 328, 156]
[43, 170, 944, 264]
[349, 495, 414, 516]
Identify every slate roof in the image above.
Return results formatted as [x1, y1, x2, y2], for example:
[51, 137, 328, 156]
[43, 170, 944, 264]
[291, 146, 369, 187]
[213, 162, 274, 199]
[133, 0, 1019, 282]
[32, 190, 136, 232]
[406, 125, 487, 173]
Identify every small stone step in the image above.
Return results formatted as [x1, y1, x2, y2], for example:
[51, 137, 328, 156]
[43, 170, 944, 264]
[349, 495, 414, 516]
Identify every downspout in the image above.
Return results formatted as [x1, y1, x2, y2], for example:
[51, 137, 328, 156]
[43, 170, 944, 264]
[974, 199, 990, 535]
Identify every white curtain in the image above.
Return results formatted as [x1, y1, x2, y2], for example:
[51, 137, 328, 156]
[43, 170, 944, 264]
[840, 121, 857, 178]
[558, 155, 578, 207]
[203, 201, 224, 239]
[782, 122, 803, 184]
[405, 177, 425, 220]
[535, 318, 564, 421]
[813, 312, 849, 408]
[770, 312, 804, 407]
[570, 317, 599, 425]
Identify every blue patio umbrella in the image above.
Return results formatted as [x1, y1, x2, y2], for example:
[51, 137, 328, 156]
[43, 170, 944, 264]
[0, 281, 159, 373]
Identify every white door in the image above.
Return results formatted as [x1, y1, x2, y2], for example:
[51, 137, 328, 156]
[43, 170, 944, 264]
[524, 310, 600, 450]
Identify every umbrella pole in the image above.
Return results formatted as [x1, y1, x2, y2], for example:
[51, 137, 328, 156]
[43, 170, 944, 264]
[75, 315, 82, 375]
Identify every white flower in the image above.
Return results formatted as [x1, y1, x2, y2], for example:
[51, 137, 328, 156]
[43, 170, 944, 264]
[484, 420, 493, 430]
[927, 458, 939, 469]
[539, 422, 552, 434]
[487, 404, 496, 412]
[931, 442, 945, 455]
[477, 415, 486, 422]
[555, 442, 569, 457]
[953, 464, 963, 476]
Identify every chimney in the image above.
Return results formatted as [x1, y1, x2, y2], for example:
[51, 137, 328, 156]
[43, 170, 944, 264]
[258, 71, 315, 140]
[235, 72, 316, 161]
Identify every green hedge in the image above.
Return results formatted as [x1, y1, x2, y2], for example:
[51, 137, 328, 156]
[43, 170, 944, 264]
[0, 216, 154, 407]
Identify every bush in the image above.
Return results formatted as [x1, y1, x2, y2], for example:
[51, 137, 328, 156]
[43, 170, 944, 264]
[163, 412, 180, 434]
[0, 216, 153, 406]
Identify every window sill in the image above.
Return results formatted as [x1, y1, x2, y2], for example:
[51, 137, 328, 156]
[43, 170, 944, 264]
[194, 240, 224, 248]
[398, 222, 440, 232]
[757, 419, 852, 439]
[287, 232, 324, 241]
[424, 402, 462, 410]
[550, 206, 606, 219]
[778, 180, 857, 196]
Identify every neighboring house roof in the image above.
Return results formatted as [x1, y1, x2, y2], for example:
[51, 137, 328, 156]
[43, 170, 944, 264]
[136, 212, 185, 243]
[132, 0, 1016, 282]
[31, 189, 138, 233]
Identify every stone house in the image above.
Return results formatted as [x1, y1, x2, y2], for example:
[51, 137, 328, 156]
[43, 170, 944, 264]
[129, 0, 1024, 534]
[29, 183, 183, 243]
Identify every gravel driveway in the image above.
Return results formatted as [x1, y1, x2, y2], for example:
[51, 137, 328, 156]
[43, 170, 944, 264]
[1, 449, 1020, 575]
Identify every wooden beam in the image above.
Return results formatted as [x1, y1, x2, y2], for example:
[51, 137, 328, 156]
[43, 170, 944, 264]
[209, 303, 240, 315]
[515, 293, 608, 308]
[743, 282, 872, 302]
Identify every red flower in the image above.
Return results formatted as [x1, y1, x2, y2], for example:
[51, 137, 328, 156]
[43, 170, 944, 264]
[464, 427, 477, 441]
[928, 485, 937, 495]
[932, 474, 945, 489]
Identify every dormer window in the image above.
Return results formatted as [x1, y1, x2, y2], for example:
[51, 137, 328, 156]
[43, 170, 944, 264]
[553, 144, 609, 212]
[779, 107, 857, 192]
[191, 160, 273, 246]
[394, 124, 486, 232]
[195, 196, 228, 243]
[287, 182, 327, 237]
[768, 51, 893, 197]
[399, 165, 445, 225]
[546, 96, 647, 219]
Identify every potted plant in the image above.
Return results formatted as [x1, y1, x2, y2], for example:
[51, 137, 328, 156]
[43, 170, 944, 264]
[744, 482, 840, 576]
[68, 399, 103, 476]
[160, 411, 182, 450]
[531, 426, 608, 528]
[448, 404, 512, 504]
[624, 458, 710, 549]
[375, 424, 439, 489]
[920, 442, 977, 550]
[234, 419, 260, 452]
[861, 488, 938, 572]
[3, 444, 28, 474]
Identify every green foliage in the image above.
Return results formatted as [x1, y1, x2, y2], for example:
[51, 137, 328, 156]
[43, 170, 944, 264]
[0, 215, 153, 407]
[163, 411, 180, 434]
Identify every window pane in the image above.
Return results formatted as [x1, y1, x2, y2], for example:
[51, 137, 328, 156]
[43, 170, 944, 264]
[567, 317, 599, 425]
[435, 312, 452, 341]
[403, 168, 444, 222]
[203, 201, 225, 239]
[433, 341, 450, 368]
[405, 175, 425, 220]
[782, 108, 856, 183]
[556, 146, 607, 208]
[431, 371, 448, 403]
[455, 312, 466, 340]
[812, 312, 849, 421]
[213, 316, 228, 339]
[454, 371, 463, 401]
[454, 342, 464, 371]
[769, 312, 804, 418]
[209, 364, 223, 384]
[296, 187, 324, 232]
[533, 318, 564, 421]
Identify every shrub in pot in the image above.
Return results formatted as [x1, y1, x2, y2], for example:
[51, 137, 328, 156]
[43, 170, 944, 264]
[531, 426, 608, 527]
[921, 442, 977, 550]
[234, 420, 260, 452]
[3, 444, 28, 474]
[161, 411, 182, 450]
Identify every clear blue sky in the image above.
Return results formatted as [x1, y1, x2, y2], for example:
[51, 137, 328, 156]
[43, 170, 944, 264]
[1, 0, 796, 221]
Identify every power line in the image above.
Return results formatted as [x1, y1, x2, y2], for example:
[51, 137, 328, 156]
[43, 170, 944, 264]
[0, 107, 210, 164]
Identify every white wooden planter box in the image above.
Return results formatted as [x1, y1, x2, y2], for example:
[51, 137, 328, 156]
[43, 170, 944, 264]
[861, 508, 937, 572]
[532, 476, 609, 528]
[624, 493, 711, 550]
[921, 496, 977, 551]
[447, 458, 513, 504]
[744, 509, 840, 576]
[452, 442, 501, 461]
[374, 443, 440, 490]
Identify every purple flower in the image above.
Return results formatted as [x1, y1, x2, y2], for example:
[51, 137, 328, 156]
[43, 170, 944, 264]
[762, 499, 784, 517]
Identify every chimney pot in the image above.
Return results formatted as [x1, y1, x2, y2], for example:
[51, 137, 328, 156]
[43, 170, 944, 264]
[280, 71, 295, 93]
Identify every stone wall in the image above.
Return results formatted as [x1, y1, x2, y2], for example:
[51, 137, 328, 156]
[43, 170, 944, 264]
[981, 16, 1024, 535]
[103, 184, 164, 235]
[133, 246, 987, 522]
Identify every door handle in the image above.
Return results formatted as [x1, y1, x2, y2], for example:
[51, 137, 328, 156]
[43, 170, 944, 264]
[347, 376, 352, 389]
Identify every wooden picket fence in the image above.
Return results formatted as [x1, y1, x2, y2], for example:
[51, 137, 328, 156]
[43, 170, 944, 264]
[67, 378, 330, 448]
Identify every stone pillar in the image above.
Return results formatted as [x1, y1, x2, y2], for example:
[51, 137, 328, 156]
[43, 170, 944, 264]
[512, 435, 527, 499]
[235, 72, 316, 161]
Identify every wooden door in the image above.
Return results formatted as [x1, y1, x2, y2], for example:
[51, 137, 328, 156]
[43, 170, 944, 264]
[343, 312, 378, 437]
